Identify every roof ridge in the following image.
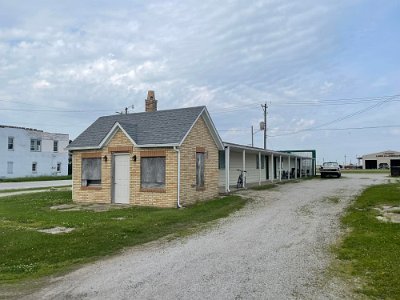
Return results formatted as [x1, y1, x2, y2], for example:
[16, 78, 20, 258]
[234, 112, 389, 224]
[99, 105, 205, 119]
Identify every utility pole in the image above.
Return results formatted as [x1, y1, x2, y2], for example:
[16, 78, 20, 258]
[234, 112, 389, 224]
[251, 125, 254, 147]
[261, 103, 268, 149]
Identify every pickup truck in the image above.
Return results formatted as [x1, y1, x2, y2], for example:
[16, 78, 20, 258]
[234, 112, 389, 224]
[320, 162, 341, 178]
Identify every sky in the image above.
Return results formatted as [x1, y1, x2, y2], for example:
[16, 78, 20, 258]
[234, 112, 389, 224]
[0, 0, 399, 165]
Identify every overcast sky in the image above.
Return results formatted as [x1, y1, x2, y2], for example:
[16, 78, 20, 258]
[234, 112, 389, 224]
[1, 0, 399, 164]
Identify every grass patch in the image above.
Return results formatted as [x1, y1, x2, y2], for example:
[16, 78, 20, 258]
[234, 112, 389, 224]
[334, 183, 400, 298]
[0, 175, 71, 183]
[341, 169, 390, 174]
[250, 183, 278, 190]
[0, 186, 71, 194]
[0, 191, 246, 283]
[324, 196, 340, 204]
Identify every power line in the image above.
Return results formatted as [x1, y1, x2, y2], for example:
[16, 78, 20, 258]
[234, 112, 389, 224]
[268, 95, 397, 137]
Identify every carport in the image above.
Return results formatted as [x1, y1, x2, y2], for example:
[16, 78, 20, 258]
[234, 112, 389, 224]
[220, 142, 314, 193]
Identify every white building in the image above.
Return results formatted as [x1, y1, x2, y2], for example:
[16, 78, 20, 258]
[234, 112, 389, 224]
[0, 125, 69, 178]
[361, 150, 400, 169]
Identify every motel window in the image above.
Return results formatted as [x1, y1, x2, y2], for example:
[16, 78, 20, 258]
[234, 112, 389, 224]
[32, 162, 37, 173]
[53, 140, 58, 152]
[7, 161, 13, 174]
[256, 154, 260, 169]
[218, 150, 225, 169]
[8, 137, 14, 150]
[261, 156, 265, 169]
[81, 158, 101, 186]
[141, 157, 165, 188]
[57, 162, 61, 172]
[196, 152, 205, 188]
[30, 139, 41, 151]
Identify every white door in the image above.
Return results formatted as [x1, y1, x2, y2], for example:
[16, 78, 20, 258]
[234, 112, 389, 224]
[113, 154, 130, 204]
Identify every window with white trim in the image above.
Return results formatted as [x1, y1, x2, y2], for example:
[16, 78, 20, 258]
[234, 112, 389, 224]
[30, 139, 41, 151]
[8, 137, 14, 150]
[53, 140, 58, 152]
[57, 162, 61, 172]
[81, 158, 101, 186]
[7, 161, 13, 174]
[141, 157, 166, 188]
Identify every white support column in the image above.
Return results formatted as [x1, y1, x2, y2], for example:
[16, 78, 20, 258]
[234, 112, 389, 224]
[258, 152, 262, 185]
[295, 157, 298, 179]
[300, 159, 303, 178]
[225, 146, 230, 192]
[271, 154, 274, 182]
[279, 155, 282, 181]
[242, 150, 246, 188]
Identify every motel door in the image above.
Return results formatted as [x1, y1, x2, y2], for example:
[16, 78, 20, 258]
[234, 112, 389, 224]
[113, 154, 130, 204]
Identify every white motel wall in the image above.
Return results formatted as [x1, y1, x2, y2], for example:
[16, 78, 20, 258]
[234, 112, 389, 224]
[219, 142, 315, 192]
[0, 126, 69, 178]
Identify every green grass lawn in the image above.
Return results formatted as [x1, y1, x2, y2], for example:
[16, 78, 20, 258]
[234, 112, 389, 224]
[334, 182, 400, 298]
[340, 169, 390, 174]
[0, 175, 72, 183]
[0, 191, 245, 283]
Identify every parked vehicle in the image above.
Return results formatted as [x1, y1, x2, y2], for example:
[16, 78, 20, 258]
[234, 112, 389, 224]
[378, 163, 389, 169]
[320, 162, 341, 178]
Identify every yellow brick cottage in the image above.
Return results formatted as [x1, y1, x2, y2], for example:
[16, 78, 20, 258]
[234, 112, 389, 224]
[67, 91, 223, 208]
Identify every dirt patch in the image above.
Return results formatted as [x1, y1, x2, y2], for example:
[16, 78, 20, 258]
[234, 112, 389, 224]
[374, 206, 400, 223]
[50, 203, 130, 212]
[37, 227, 75, 234]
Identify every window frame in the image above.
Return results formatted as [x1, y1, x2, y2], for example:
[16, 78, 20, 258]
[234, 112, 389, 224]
[32, 162, 37, 173]
[56, 162, 61, 172]
[8, 136, 14, 150]
[7, 161, 13, 174]
[140, 156, 166, 190]
[196, 150, 205, 189]
[53, 140, 59, 152]
[30, 139, 41, 152]
[81, 157, 102, 187]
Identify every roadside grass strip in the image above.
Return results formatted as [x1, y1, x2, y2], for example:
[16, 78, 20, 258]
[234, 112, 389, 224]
[334, 183, 400, 298]
[0, 175, 72, 183]
[0, 191, 245, 283]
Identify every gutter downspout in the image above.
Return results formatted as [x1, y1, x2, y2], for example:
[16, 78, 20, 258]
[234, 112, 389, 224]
[174, 146, 182, 208]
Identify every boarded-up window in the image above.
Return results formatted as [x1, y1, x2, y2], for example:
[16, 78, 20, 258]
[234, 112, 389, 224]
[81, 158, 101, 186]
[218, 150, 225, 169]
[196, 152, 205, 188]
[141, 157, 165, 188]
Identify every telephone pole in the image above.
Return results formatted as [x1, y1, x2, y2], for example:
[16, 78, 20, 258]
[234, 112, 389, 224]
[261, 103, 268, 149]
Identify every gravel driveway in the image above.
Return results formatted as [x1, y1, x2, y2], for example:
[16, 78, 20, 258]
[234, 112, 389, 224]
[24, 173, 388, 299]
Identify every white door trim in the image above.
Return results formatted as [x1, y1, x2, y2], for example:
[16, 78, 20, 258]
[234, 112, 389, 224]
[112, 153, 130, 204]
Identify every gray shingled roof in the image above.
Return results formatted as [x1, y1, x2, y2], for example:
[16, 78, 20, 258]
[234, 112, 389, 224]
[68, 106, 206, 149]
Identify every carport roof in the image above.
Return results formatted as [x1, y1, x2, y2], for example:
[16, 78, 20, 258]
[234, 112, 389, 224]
[223, 142, 311, 159]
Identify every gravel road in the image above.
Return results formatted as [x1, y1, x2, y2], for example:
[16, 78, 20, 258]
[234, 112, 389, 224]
[24, 173, 388, 299]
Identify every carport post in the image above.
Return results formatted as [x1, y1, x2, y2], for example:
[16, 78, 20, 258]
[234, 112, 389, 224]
[271, 154, 274, 182]
[299, 159, 302, 178]
[288, 155, 291, 179]
[295, 158, 298, 179]
[279, 155, 282, 181]
[258, 152, 262, 185]
[225, 146, 230, 192]
[242, 150, 246, 188]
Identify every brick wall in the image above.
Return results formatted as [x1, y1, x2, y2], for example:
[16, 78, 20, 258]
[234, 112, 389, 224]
[72, 129, 178, 207]
[72, 116, 219, 208]
[179, 116, 219, 205]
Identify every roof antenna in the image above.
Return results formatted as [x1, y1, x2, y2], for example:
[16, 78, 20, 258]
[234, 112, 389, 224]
[116, 105, 135, 115]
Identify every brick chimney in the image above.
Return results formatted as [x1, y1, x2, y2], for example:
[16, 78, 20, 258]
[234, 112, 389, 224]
[145, 90, 157, 112]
